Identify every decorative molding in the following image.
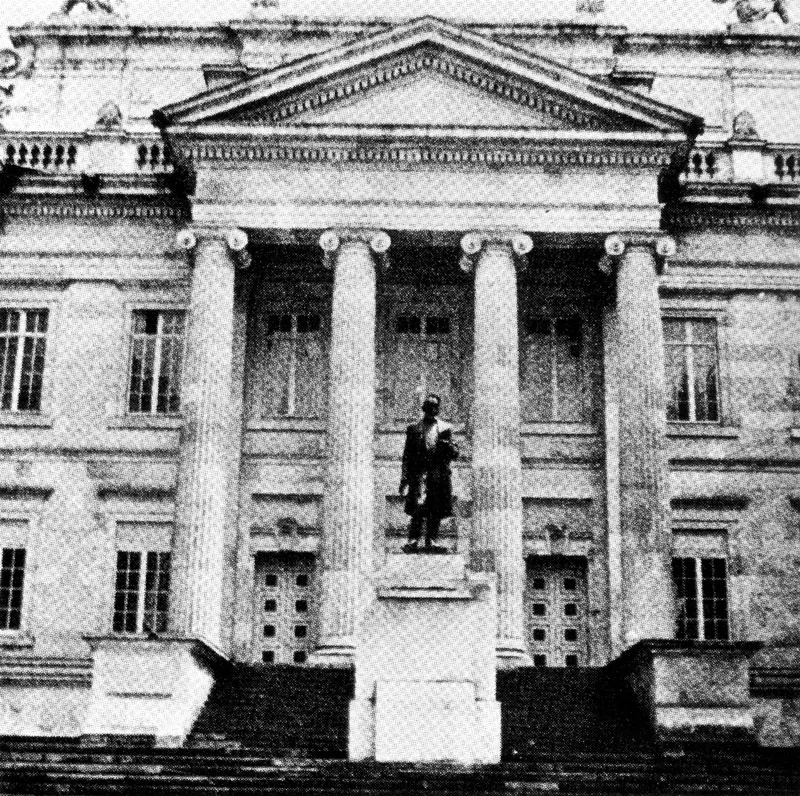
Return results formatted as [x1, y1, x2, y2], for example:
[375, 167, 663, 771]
[96, 484, 176, 500]
[182, 141, 673, 169]
[2, 199, 187, 221]
[665, 206, 800, 231]
[0, 655, 92, 686]
[247, 49, 605, 130]
[671, 495, 751, 511]
[0, 485, 53, 500]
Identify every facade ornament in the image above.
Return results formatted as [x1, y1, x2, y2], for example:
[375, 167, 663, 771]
[94, 101, 123, 131]
[250, 0, 280, 16]
[175, 230, 197, 252]
[227, 228, 251, 269]
[59, 0, 129, 17]
[731, 110, 760, 141]
[599, 233, 676, 275]
[576, 0, 605, 13]
[713, 0, 792, 24]
[319, 229, 391, 269]
[459, 232, 533, 273]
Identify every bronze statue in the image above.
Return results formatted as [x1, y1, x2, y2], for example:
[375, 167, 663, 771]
[399, 394, 459, 554]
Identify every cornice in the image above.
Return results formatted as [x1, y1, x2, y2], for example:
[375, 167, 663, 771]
[2, 197, 187, 222]
[664, 205, 800, 231]
[181, 136, 675, 168]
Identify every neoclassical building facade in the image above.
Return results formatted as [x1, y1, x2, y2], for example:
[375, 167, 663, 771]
[0, 0, 799, 750]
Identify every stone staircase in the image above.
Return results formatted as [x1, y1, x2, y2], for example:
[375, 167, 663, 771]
[497, 666, 653, 757]
[0, 665, 798, 794]
[187, 663, 354, 757]
[0, 741, 798, 795]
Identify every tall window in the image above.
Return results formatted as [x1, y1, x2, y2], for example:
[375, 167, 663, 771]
[0, 547, 26, 631]
[664, 318, 720, 422]
[672, 556, 729, 640]
[521, 314, 588, 422]
[113, 550, 171, 634]
[390, 313, 457, 421]
[127, 310, 185, 415]
[0, 309, 48, 412]
[260, 312, 326, 419]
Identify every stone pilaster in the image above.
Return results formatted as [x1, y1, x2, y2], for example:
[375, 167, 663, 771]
[170, 227, 248, 651]
[604, 233, 676, 647]
[312, 229, 390, 666]
[461, 232, 532, 666]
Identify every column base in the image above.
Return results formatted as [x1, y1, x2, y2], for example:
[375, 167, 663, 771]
[82, 635, 227, 747]
[496, 642, 533, 669]
[307, 638, 356, 668]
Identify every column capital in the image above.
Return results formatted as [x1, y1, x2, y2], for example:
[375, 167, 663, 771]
[459, 231, 533, 273]
[319, 228, 391, 267]
[175, 227, 251, 268]
[599, 232, 676, 275]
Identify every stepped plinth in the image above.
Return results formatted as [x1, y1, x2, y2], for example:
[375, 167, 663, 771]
[349, 554, 500, 764]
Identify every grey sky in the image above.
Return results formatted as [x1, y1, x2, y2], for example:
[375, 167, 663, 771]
[3, 1, 736, 31]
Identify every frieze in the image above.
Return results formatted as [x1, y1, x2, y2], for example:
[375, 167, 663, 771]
[240, 49, 607, 131]
[184, 142, 672, 168]
[665, 207, 800, 230]
[2, 199, 187, 221]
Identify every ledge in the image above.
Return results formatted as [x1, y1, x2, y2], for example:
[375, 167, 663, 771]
[83, 634, 228, 671]
[0, 413, 53, 429]
[671, 494, 750, 511]
[0, 632, 35, 649]
[108, 415, 183, 431]
[521, 422, 599, 437]
[667, 423, 739, 439]
[246, 418, 325, 432]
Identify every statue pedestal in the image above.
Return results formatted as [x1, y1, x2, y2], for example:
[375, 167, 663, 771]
[349, 554, 500, 764]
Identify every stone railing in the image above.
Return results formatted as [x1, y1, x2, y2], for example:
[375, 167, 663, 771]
[0, 132, 173, 175]
[770, 148, 800, 182]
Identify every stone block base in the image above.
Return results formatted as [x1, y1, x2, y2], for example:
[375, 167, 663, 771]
[82, 636, 226, 747]
[615, 640, 762, 745]
[350, 554, 500, 764]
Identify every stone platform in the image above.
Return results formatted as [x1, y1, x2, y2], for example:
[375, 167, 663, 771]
[349, 554, 500, 764]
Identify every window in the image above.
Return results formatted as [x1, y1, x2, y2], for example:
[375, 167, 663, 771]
[0, 309, 48, 412]
[390, 312, 458, 421]
[664, 318, 720, 422]
[127, 310, 184, 415]
[672, 556, 729, 640]
[0, 547, 26, 631]
[259, 312, 325, 419]
[113, 550, 171, 634]
[521, 314, 590, 422]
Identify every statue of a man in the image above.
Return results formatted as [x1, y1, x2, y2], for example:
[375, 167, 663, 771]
[399, 394, 459, 554]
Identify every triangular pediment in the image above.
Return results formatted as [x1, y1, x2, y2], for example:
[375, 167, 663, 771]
[158, 17, 701, 136]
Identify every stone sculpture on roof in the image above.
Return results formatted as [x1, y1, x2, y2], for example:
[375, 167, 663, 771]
[59, 0, 128, 17]
[713, 0, 792, 24]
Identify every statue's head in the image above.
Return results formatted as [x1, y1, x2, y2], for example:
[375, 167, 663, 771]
[422, 394, 441, 418]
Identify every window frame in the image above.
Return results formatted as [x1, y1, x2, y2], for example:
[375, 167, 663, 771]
[0, 299, 57, 425]
[112, 548, 172, 635]
[672, 554, 731, 642]
[124, 306, 187, 418]
[0, 510, 39, 646]
[661, 302, 737, 436]
[245, 291, 330, 429]
[377, 286, 468, 429]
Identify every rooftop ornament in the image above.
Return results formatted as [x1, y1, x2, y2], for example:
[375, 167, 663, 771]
[713, 0, 792, 24]
[55, 0, 129, 20]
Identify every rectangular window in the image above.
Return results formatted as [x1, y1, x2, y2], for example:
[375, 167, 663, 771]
[521, 314, 587, 422]
[391, 312, 457, 421]
[261, 312, 325, 419]
[127, 310, 185, 415]
[672, 556, 729, 640]
[664, 318, 720, 422]
[113, 550, 170, 634]
[0, 309, 48, 412]
[0, 547, 25, 631]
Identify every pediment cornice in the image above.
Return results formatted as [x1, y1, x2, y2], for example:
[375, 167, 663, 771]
[157, 16, 701, 138]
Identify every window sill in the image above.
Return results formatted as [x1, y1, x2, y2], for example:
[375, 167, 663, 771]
[108, 415, 183, 431]
[667, 423, 739, 439]
[521, 422, 599, 437]
[0, 413, 53, 428]
[247, 418, 326, 432]
[0, 632, 35, 649]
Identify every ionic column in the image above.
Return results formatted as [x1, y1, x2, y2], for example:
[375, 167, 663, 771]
[603, 233, 676, 646]
[312, 229, 390, 666]
[461, 232, 532, 666]
[170, 227, 249, 650]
